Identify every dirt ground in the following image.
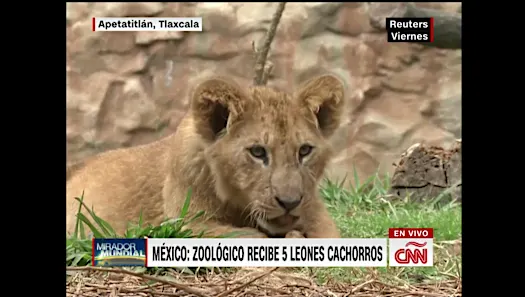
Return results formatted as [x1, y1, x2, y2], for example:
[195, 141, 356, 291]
[66, 267, 462, 297]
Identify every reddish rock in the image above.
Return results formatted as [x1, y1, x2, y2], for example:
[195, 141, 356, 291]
[66, 2, 462, 185]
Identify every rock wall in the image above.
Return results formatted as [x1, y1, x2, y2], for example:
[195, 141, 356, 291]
[66, 2, 462, 183]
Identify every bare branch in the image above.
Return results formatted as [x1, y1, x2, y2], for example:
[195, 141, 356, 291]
[261, 61, 274, 85]
[253, 2, 287, 86]
[369, 3, 461, 49]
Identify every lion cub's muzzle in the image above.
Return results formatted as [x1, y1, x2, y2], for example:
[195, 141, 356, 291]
[274, 195, 302, 212]
[256, 195, 303, 237]
[259, 214, 301, 238]
[268, 195, 303, 226]
[268, 214, 299, 226]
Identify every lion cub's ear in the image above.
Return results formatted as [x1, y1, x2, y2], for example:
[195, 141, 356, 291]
[294, 74, 346, 138]
[190, 77, 247, 141]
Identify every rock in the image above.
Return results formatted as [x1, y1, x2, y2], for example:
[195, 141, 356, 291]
[326, 3, 371, 36]
[69, 20, 135, 55]
[444, 140, 462, 201]
[415, 2, 461, 12]
[101, 51, 148, 74]
[92, 2, 164, 17]
[67, 19, 96, 55]
[68, 52, 107, 77]
[390, 140, 462, 204]
[236, 3, 342, 38]
[347, 75, 382, 111]
[66, 3, 89, 22]
[66, 2, 463, 185]
[293, 34, 376, 84]
[354, 111, 414, 149]
[406, 122, 456, 149]
[432, 94, 461, 138]
[427, 53, 461, 137]
[236, 3, 280, 34]
[363, 77, 383, 98]
[419, 100, 439, 116]
[95, 77, 159, 146]
[343, 40, 378, 77]
[67, 72, 119, 114]
[97, 32, 136, 53]
[67, 71, 121, 145]
[150, 61, 197, 111]
[161, 3, 194, 18]
[135, 31, 184, 45]
[399, 53, 420, 66]
[177, 32, 240, 59]
[196, 2, 238, 34]
[368, 2, 406, 30]
[351, 149, 381, 181]
[377, 56, 403, 72]
[290, 2, 341, 38]
[381, 64, 429, 93]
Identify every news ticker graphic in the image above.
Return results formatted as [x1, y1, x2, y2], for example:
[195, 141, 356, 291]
[92, 228, 433, 267]
[148, 238, 387, 267]
[92, 17, 203, 32]
[386, 18, 434, 43]
[388, 228, 433, 267]
[92, 238, 146, 267]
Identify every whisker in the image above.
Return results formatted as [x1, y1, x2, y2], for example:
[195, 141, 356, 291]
[258, 202, 273, 211]
[241, 200, 256, 218]
[241, 201, 255, 215]
[255, 208, 267, 224]
[261, 210, 268, 222]
[253, 209, 262, 226]
[248, 206, 258, 226]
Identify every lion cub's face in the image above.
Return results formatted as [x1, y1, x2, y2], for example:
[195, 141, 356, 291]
[191, 75, 345, 235]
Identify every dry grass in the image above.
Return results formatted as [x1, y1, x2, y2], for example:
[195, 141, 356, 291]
[66, 266, 461, 297]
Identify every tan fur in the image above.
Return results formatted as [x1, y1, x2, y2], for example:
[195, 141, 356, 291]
[66, 74, 347, 238]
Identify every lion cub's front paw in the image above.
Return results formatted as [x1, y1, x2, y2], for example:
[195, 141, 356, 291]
[285, 230, 305, 238]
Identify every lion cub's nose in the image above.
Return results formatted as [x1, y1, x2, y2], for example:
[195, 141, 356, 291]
[275, 196, 301, 211]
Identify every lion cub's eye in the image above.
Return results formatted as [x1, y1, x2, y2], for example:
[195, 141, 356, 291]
[248, 145, 267, 159]
[298, 144, 313, 159]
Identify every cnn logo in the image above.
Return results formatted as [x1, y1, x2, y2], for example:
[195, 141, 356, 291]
[394, 241, 428, 264]
[388, 228, 433, 267]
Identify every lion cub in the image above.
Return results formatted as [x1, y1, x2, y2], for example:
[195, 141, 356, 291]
[66, 74, 346, 238]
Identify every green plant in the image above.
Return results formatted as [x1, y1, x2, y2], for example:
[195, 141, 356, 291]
[67, 189, 206, 266]
[320, 166, 391, 209]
